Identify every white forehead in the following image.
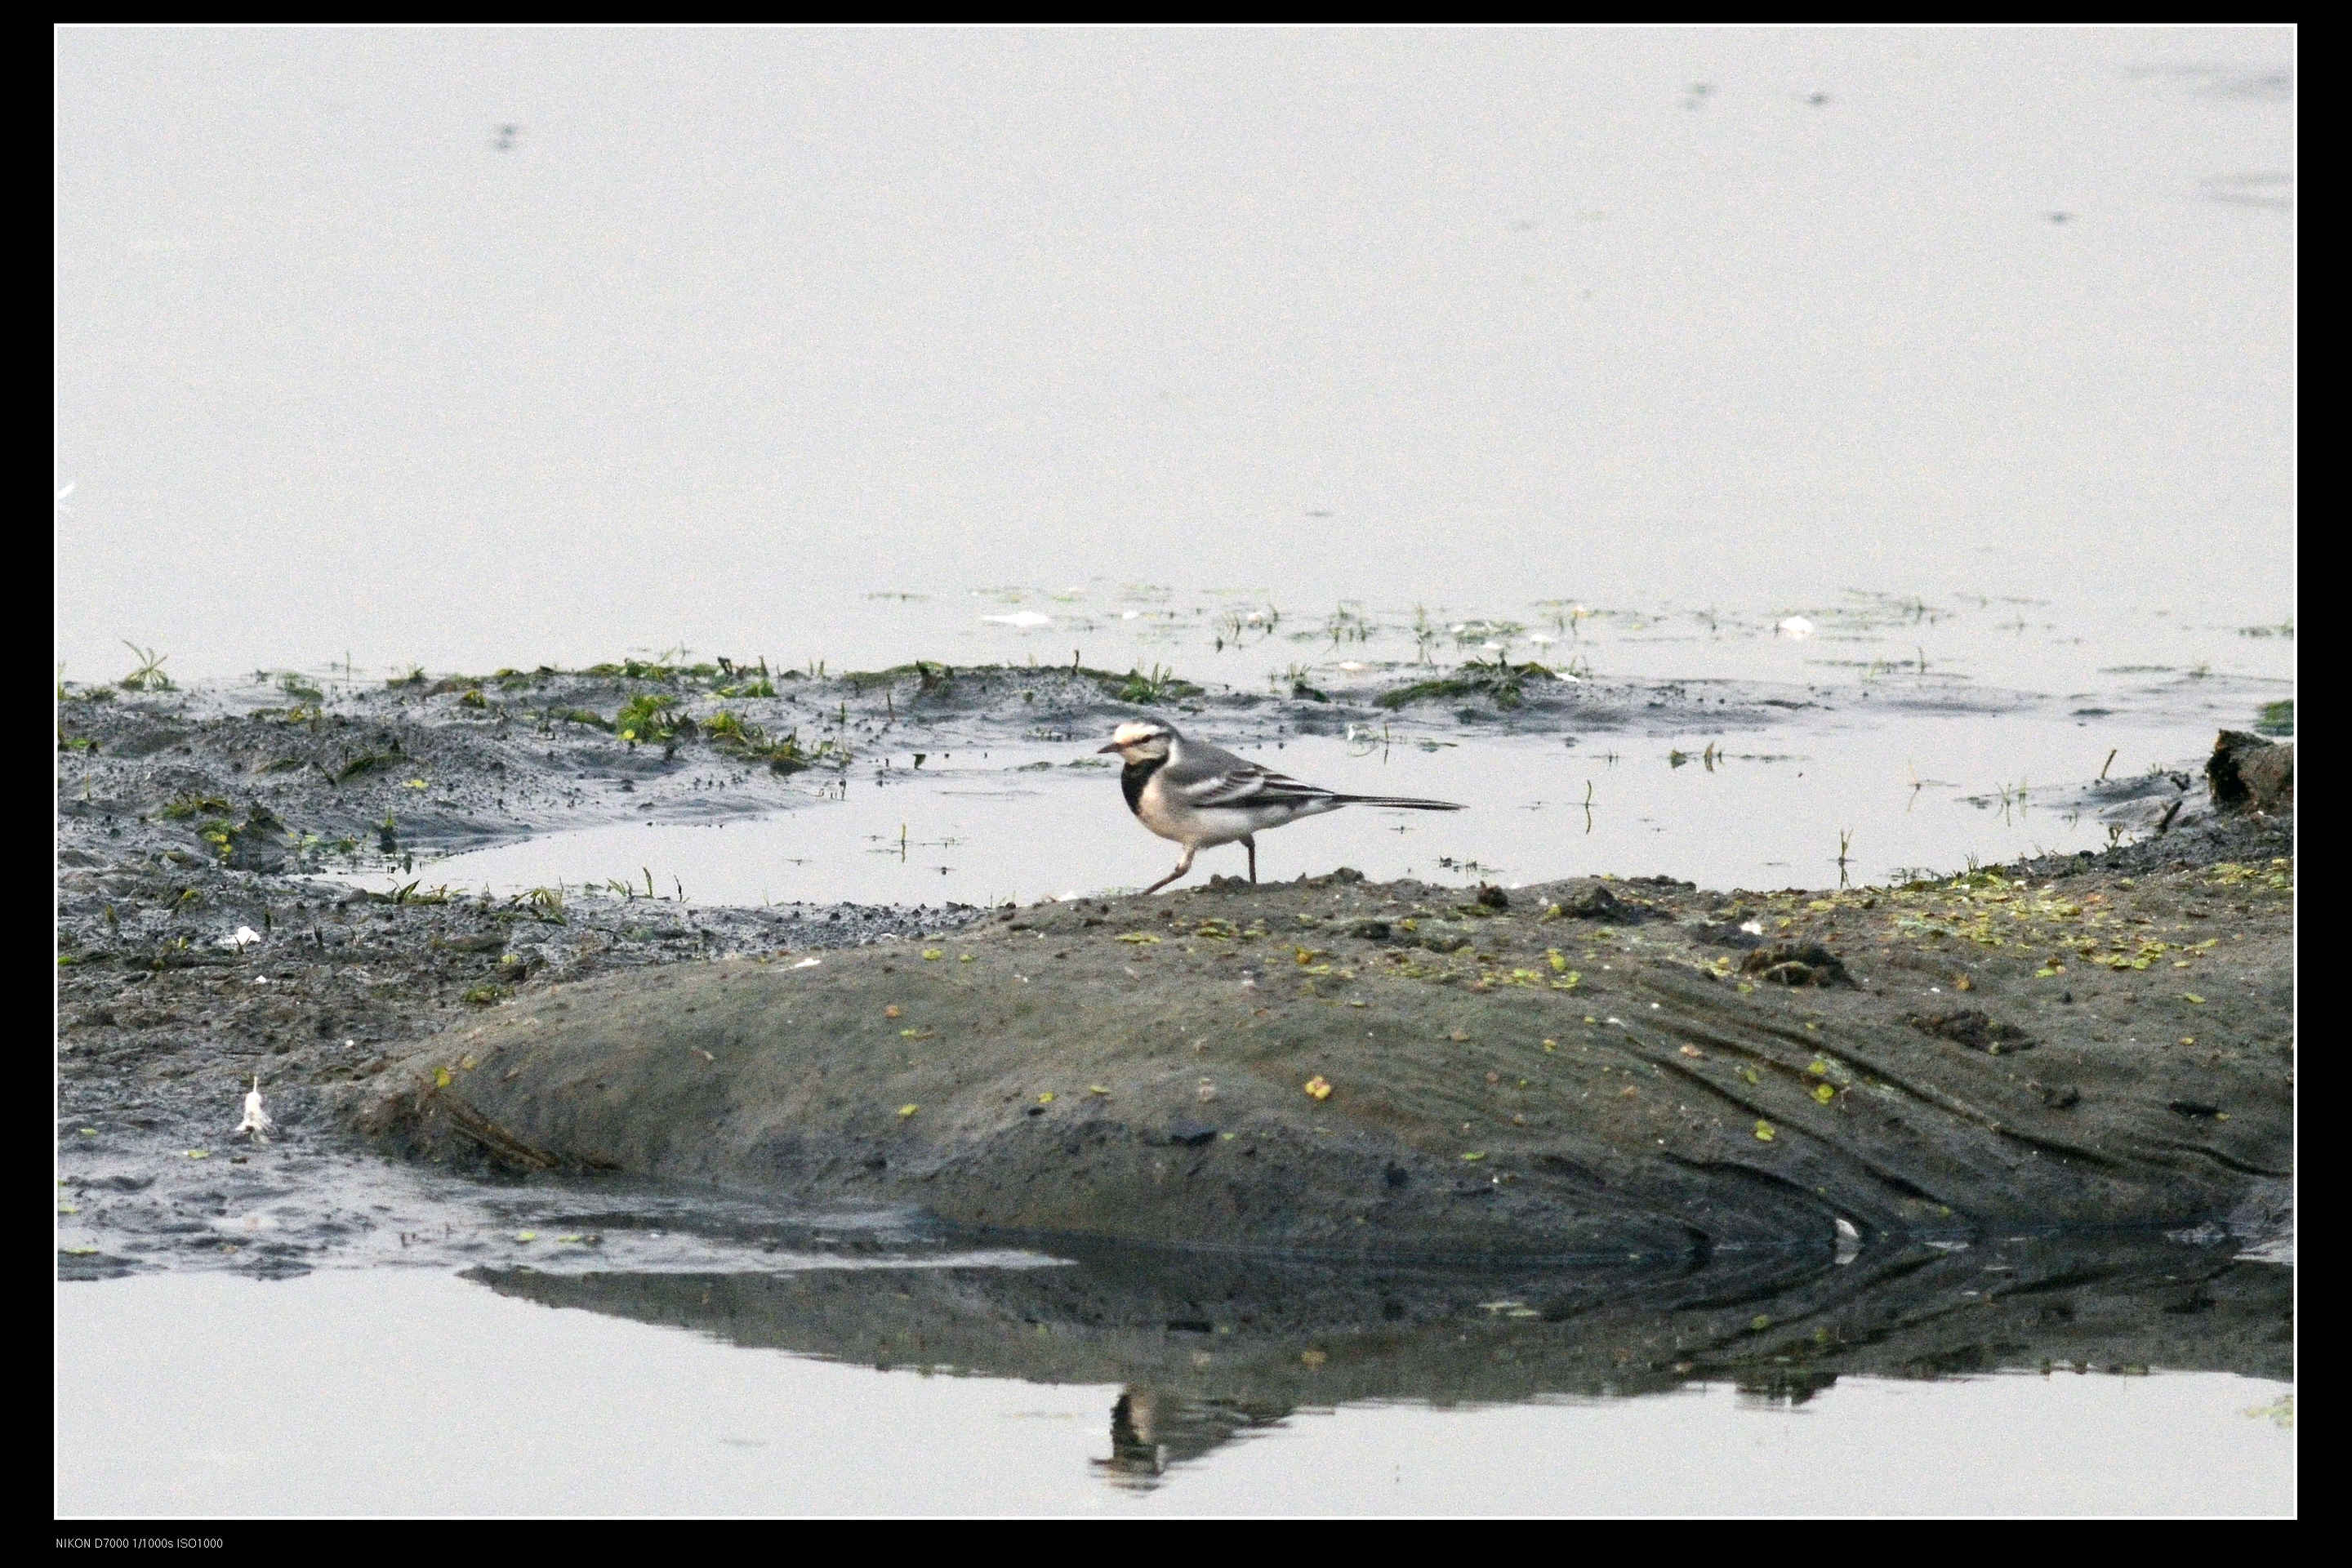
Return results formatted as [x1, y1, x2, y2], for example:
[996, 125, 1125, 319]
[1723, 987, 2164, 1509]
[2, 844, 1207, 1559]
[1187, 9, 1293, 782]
[1110, 722, 1166, 744]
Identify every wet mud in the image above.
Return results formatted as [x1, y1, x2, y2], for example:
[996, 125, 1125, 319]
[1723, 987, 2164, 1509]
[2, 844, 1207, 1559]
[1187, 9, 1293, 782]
[353, 823, 2291, 1258]
[56, 666, 2292, 1278]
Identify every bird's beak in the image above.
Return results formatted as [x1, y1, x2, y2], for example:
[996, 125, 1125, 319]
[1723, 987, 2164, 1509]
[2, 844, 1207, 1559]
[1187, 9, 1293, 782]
[1097, 742, 1124, 754]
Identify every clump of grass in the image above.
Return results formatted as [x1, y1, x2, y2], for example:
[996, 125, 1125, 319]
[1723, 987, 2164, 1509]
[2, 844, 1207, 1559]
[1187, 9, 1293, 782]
[2255, 699, 2294, 737]
[1322, 604, 1376, 646]
[546, 707, 616, 733]
[277, 672, 324, 702]
[118, 642, 174, 693]
[336, 751, 399, 782]
[843, 661, 954, 694]
[386, 666, 427, 688]
[159, 795, 231, 821]
[706, 710, 812, 774]
[461, 982, 510, 1007]
[1115, 664, 1200, 704]
[458, 688, 488, 710]
[617, 693, 688, 745]
[1374, 655, 1553, 711]
[514, 886, 567, 925]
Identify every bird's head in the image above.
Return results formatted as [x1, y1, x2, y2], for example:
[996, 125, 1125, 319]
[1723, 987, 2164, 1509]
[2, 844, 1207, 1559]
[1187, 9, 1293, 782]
[1098, 720, 1174, 763]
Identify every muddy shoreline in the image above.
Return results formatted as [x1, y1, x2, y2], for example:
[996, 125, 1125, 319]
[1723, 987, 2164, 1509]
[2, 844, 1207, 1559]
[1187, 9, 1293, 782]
[56, 663, 2291, 1277]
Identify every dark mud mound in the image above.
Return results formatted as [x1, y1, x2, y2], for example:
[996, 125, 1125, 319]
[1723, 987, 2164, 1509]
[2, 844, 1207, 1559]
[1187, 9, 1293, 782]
[469, 1227, 2287, 1483]
[352, 836, 2291, 1255]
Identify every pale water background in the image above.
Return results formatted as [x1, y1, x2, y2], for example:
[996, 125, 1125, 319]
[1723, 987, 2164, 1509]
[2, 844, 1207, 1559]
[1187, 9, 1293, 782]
[56, 25, 2292, 1515]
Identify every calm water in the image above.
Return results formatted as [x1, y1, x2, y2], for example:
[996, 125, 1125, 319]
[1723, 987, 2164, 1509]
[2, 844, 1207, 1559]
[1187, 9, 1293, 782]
[56, 26, 2293, 684]
[56, 1268, 2293, 1516]
[56, 25, 2293, 1517]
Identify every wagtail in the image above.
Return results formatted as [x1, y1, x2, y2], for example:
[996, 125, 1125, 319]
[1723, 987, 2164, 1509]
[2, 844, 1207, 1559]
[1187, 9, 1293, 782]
[1098, 720, 1463, 893]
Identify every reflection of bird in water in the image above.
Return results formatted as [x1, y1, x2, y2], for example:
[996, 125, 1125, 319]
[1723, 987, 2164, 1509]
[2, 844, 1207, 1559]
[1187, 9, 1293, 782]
[1093, 1390, 1165, 1482]
[1089, 1388, 1297, 1489]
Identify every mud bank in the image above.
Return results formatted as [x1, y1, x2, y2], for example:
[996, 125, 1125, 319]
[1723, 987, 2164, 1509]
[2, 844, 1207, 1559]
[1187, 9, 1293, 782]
[353, 812, 2291, 1258]
[56, 659, 2292, 1272]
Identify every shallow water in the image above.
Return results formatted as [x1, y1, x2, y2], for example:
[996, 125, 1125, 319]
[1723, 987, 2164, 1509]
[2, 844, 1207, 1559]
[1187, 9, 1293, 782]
[330, 675, 2283, 908]
[55, 1268, 2293, 1515]
[54, 29, 2293, 682]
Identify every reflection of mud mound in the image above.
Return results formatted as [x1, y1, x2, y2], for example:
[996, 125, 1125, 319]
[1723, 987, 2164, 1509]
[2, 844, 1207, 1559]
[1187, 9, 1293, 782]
[471, 1229, 2288, 1487]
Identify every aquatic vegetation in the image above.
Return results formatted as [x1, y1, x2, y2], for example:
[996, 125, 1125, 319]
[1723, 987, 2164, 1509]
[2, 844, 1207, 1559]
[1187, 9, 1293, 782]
[704, 710, 812, 774]
[1374, 655, 1554, 711]
[2254, 699, 2293, 737]
[1107, 664, 1201, 705]
[616, 693, 685, 745]
[116, 643, 174, 693]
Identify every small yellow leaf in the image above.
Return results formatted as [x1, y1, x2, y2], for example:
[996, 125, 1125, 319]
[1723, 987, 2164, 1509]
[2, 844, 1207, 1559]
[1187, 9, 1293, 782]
[515, 1231, 537, 1242]
[1037, 1091, 1055, 1104]
[405, 778, 429, 790]
[1753, 1121, 1777, 1142]
[1807, 1058, 1830, 1076]
[1460, 1151, 1486, 1161]
[2184, 993, 2205, 1004]
[921, 949, 943, 960]
[959, 954, 975, 963]
[1813, 1083, 1836, 1104]
[186, 1148, 211, 1160]
[1300, 1348, 1328, 1368]
[434, 1067, 452, 1088]
[1087, 1084, 1111, 1096]
[1116, 933, 1160, 944]
[898, 1103, 919, 1118]
[1303, 1076, 1333, 1101]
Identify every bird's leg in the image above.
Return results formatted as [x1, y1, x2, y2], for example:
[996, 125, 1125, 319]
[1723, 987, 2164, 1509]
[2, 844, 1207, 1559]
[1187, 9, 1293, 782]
[1243, 834, 1258, 884]
[1141, 845, 1196, 896]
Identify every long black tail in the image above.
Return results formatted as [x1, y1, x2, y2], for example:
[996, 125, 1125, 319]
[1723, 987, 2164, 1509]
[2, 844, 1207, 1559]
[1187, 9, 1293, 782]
[1334, 795, 1463, 811]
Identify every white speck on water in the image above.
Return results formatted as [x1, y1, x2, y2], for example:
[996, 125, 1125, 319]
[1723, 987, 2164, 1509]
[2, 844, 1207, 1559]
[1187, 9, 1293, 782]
[219, 926, 261, 951]
[792, 957, 822, 969]
[982, 611, 1051, 629]
[1776, 617, 1816, 639]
